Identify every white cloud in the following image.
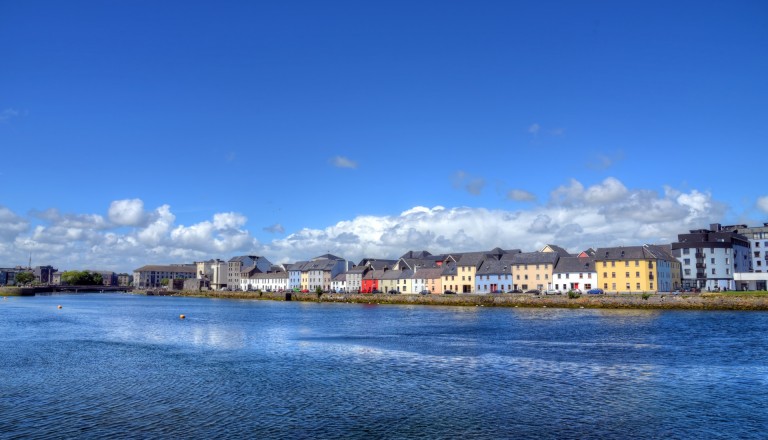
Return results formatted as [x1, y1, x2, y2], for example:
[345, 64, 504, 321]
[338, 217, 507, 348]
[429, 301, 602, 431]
[109, 199, 148, 226]
[528, 123, 540, 135]
[331, 156, 358, 169]
[0, 206, 29, 240]
[0, 179, 741, 273]
[758, 196, 768, 213]
[507, 189, 536, 202]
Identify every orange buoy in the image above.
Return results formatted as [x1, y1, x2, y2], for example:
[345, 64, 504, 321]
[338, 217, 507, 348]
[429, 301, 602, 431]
[179, 314, 186, 319]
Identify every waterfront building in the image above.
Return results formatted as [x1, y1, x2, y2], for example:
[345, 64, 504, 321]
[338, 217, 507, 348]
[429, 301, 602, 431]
[379, 269, 401, 293]
[301, 254, 348, 292]
[510, 252, 559, 291]
[671, 224, 751, 290]
[475, 259, 513, 293]
[240, 270, 288, 292]
[228, 256, 272, 291]
[287, 261, 307, 291]
[344, 266, 368, 293]
[397, 269, 414, 293]
[441, 263, 459, 293]
[411, 267, 443, 294]
[331, 273, 347, 293]
[195, 259, 228, 290]
[33, 265, 57, 284]
[362, 269, 386, 293]
[117, 273, 132, 287]
[133, 264, 196, 288]
[720, 223, 768, 273]
[552, 255, 597, 292]
[595, 245, 681, 293]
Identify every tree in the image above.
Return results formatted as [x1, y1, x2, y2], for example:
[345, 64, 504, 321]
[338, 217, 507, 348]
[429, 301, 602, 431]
[15, 272, 35, 285]
[160, 278, 170, 287]
[61, 271, 103, 286]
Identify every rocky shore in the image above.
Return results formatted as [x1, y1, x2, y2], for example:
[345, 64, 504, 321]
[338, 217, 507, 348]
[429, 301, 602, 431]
[170, 290, 768, 311]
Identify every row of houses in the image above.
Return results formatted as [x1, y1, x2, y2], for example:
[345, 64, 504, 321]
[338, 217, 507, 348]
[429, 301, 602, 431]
[130, 222, 768, 294]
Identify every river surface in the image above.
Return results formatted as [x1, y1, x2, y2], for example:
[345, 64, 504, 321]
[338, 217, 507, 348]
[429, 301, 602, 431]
[1, 293, 767, 439]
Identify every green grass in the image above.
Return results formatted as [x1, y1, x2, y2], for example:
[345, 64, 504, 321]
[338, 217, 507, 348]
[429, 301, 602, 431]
[701, 290, 768, 297]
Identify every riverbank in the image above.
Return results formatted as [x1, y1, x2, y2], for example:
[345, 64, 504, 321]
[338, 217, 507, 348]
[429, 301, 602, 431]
[164, 290, 768, 311]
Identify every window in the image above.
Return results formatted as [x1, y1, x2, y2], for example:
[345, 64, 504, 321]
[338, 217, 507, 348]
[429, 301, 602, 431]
[625, 261, 629, 267]
[636, 272, 640, 277]
[683, 248, 690, 255]
[566, 274, 570, 279]
[711, 258, 715, 264]
[684, 269, 691, 275]
[603, 262, 607, 267]
[726, 268, 730, 275]
[626, 272, 630, 278]
[603, 272, 607, 278]
[536, 274, 540, 280]
[558, 274, 561, 279]
[635, 261, 639, 267]
[579, 273, 583, 279]
[684, 258, 690, 265]
[636, 283, 641, 290]
[611, 261, 615, 267]
[711, 268, 716, 275]
[626, 283, 630, 290]
[611, 272, 616, 278]
[726, 258, 730, 264]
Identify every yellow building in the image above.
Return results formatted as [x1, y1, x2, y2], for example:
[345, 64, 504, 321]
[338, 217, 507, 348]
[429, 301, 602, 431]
[595, 245, 681, 293]
[510, 252, 560, 291]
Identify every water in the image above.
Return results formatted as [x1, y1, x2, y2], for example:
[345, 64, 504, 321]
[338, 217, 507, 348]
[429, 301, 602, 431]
[1, 293, 767, 439]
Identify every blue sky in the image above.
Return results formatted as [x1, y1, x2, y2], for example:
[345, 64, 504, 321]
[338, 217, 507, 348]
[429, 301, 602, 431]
[1, 0, 767, 273]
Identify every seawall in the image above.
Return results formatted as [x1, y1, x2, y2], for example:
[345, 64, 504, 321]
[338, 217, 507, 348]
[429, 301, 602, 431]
[168, 291, 768, 311]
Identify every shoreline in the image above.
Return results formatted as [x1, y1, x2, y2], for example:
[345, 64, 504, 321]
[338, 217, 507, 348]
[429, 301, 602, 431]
[168, 290, 768, 311]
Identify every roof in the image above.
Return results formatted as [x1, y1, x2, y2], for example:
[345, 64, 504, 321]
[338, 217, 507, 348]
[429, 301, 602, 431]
[441, 263, 458, 276]
[381, 270, 403, 280]
[509, 252, 560, 265]
[363, 269, 388, 280]
[332, 273, 346, 282]
[286, 261, 308, 271]
[553, 256, 596, 273]
[245, 272, 288, 280]
[346, 266, 369, 275]
[596, 245, 678, 262]
[542, 244, 572, 257]
[399, 250, 433, 259]
[457, 252, 488, 268]
[312, 253, 343, 261]
[411, 267, 444, 279]
[302, 259, 340, 271]
[476, 260, 512, 275]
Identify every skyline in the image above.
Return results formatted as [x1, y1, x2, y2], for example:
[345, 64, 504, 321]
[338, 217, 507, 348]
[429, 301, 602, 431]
[1, 1, 767, 273]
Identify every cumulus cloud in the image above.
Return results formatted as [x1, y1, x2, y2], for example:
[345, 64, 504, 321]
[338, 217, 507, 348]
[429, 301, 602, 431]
[109, 199, 148, 226]
[507, 189, 536, 202]
[758, 196, 768, 214]
[331, 156, 358, 169]
[0, 178, 740, 273]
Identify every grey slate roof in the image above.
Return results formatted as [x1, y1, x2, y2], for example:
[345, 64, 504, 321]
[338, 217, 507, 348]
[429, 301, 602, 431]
[509, 252, 560, 265]
[476, 259, 513, 276]
[400, 250, 433, 259]
[332, 273, 346, 282]
[544, 245, 572, 257]
[596, 245, 677, 262]
[553, 256, 596, 274]
[441, 263, 458, 276]
[312, 253, 343, 261]
[363, 269, 388, 280]
[411, 267, 444, 280]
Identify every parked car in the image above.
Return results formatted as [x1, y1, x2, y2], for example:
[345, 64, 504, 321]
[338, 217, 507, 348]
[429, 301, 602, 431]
[419, 290, 430, 295]
[491, 290, 503, 294]
[587, 288, 604, 295]
[388, 289, 399, 294]
[372, 289, 381, 294]
[444, 290, 456, 295]
[544, 289, 561, 295]
[525, 289, 541, 295]
[510, 289, 524, 294]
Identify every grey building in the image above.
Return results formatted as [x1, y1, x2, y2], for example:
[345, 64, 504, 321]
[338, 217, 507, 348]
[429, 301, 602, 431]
[671, 223, 751, 290]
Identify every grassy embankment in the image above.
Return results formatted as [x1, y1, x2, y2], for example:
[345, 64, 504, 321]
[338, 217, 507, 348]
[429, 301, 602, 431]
[169, 290, 768, 311]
